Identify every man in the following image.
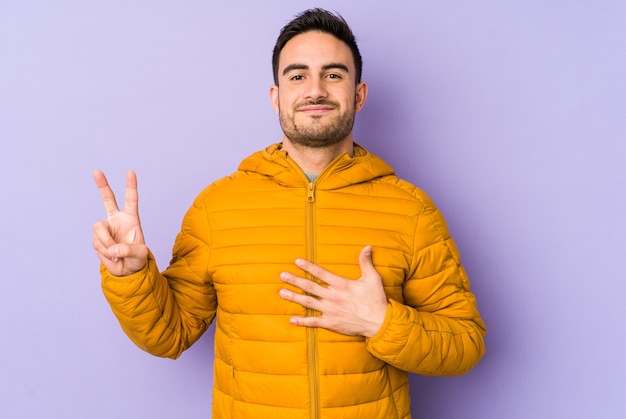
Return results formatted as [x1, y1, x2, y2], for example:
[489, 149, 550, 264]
[93, 8, 486, 419]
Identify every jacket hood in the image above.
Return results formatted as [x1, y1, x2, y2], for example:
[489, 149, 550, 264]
[238, 143, 395, 189]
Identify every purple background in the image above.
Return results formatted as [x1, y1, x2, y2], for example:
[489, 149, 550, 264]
[1, 1, 625, 418]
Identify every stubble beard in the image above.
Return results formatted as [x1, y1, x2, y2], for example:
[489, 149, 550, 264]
[279, 100, 356, 149]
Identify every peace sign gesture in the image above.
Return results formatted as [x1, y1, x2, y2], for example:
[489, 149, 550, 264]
[92, 170, 148, 276]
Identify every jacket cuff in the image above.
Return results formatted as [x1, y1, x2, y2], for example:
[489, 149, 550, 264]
[366, 299, 395, 344]
[365, 299, 415, 357]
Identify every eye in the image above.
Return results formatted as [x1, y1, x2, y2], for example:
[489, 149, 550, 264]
[326, 73, 342, 79]
[290, 74, 305, 81]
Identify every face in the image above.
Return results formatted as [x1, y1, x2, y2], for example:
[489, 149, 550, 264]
[270, 31, 367, 149]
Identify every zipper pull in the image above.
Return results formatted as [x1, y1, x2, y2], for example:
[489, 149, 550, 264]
[307, 182, 315, 202]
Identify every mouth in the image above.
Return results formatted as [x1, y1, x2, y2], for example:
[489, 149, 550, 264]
[299, 106, 334, 115]
[296, 101, 337, 115]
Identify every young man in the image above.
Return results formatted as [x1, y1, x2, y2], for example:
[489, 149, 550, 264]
[93, 8, 486, 418]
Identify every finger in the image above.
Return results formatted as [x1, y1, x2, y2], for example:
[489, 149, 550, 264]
[123, 170, 140, 216]
[288, 315, 324, 328]
[92, 232, 114, 261]
[93, 170, 120, 217]
[280, 272, 328, 297]
[92, 220, 124, 264]
[92, 220, 117, 249]
[288, 315, 348, 335]
[294, 258, 340, 286]
[279, 288, 322, 311]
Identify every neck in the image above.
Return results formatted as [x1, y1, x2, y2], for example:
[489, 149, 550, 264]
[282, 137, 354, 174]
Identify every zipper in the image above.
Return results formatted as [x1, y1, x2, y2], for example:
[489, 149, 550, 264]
[306, 179, 320, 419]
[286, 154, 346, 419]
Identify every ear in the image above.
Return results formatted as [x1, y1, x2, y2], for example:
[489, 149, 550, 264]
[355, 81, 368, 113]
[269, 85, 280, 114]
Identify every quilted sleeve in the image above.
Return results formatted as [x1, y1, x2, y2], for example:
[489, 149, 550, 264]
[366, 197, 486, 375]
[101, 193, 217, 359]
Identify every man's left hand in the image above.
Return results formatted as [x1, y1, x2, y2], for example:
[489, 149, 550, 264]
[279, 246, 388, 337]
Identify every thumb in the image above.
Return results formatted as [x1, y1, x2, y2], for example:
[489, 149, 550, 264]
[108, 243, 148, 263]
[105, 243, 148, 276]
[358, 245, 376, 275]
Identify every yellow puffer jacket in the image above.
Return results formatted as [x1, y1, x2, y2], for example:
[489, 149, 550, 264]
[101, 143, 486, 419]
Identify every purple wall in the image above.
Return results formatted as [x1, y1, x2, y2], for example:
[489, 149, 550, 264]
[2, 1, 625, 418]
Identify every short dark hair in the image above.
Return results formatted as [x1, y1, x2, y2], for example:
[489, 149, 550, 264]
[272, 8, 363, 85]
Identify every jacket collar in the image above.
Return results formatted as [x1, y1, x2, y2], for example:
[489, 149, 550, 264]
[238, 143, 395, 189]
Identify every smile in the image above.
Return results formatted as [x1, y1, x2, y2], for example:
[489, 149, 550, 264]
[297, 105, 335, 115]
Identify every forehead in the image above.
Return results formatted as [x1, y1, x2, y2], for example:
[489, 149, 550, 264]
[279, 31, 354, 71]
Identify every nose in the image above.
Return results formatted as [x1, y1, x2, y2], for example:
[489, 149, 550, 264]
[304, 76, 328, 100]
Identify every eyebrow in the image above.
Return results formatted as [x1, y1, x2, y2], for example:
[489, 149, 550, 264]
[282, 63, 350, 76]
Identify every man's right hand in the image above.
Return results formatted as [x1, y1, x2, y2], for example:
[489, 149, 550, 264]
[92, 170, 148, 276]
